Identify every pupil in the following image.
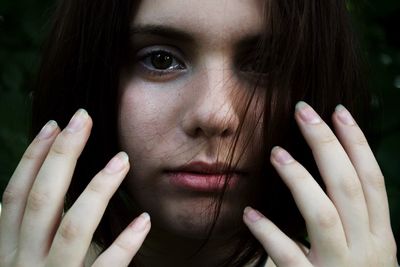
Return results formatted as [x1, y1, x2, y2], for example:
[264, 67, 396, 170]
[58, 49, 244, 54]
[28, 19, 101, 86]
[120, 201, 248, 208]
[151, 52, 173, 69]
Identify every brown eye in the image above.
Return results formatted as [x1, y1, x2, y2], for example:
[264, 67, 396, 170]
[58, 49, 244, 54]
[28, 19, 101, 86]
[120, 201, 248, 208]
[237, 49, 272, 75]
[151, 52, 174, 70]
[138, 49, 185, 74]
[240, 55, 264, 73]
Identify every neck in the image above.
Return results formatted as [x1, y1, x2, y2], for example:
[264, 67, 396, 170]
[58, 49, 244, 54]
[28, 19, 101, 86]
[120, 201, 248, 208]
[132, 224, 240, 267]
[85, 226, 266, 267]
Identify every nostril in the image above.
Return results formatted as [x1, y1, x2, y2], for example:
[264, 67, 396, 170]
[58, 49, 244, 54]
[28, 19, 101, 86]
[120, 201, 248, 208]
[181, 94, 240, 139]
[187, 122, 232, 138]
[221, 128, 233, 138]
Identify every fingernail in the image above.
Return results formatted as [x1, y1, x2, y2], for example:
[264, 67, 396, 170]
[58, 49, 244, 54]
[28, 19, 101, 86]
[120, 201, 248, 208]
[271, 146, 294, 165]
[65, 109, 88, 133]
[104, 152, 129, 174]
[130, 212, 150, 231]
[244, 207, 263, 223]
[295, 101, 321, 124]
[37, 120, 58, 140]
[335, 105, 355, 126]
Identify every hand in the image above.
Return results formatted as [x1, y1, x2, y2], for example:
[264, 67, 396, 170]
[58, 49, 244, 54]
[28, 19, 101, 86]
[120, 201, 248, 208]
[0, 109, 151, 267]
[243, 102, 398, 267]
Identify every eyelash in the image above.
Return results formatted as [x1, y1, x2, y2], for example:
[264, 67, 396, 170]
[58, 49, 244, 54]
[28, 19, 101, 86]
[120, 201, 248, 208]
[136, 47, 186, 77]
[133, 46, 268, 80]
[238, 52, 269, 74]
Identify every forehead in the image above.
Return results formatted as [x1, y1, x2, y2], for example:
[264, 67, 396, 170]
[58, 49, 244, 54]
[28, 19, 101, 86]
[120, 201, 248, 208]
[132, 0, 264, 45]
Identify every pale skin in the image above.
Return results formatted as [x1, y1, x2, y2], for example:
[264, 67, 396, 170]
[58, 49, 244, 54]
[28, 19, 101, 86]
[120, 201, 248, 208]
[0, 0, 398, 266]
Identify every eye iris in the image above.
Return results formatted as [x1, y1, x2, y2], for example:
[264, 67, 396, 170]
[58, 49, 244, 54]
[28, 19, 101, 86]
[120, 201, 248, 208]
[151, 52, 173, 69]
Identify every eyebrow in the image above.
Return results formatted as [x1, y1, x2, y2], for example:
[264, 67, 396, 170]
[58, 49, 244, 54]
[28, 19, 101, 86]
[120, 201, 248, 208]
[130, 24, 195, 43]
[130, 24, 262, 48]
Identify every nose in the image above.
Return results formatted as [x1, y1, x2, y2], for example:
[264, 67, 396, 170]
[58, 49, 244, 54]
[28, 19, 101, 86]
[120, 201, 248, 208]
[182, 65, 241, 139]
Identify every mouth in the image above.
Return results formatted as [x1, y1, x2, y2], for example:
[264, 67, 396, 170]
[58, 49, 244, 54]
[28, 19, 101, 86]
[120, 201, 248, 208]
[165, 162, 246, 192]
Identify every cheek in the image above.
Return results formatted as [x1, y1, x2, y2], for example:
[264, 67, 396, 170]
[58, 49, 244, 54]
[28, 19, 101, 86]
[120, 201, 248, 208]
[237, 90, 265, 150]
[118, 85, 176, 156]
[117, 73, 197, 158]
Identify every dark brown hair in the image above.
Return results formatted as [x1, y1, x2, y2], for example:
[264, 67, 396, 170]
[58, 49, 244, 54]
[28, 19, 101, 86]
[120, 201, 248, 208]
[32, 0, 371, 266]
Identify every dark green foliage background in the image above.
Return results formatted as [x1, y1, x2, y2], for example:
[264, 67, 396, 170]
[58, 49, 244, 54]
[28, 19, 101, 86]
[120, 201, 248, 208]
[1, 0, 399, 259]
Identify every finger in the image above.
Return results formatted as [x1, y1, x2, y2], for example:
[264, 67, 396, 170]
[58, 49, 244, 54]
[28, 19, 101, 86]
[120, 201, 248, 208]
[0, 120, 59, 260]
[46, 152, 130, 266]
[243, 207, 311, 267]
[332, 105, 391, 235]
[294, 101, 369, 245]
[92, 213, 151, 267]
[17, 109, 92, 263]
[270, 147, 348, 263]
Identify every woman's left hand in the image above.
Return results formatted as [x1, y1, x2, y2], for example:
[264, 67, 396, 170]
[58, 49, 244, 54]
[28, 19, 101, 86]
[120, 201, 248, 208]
[243, 101, 398, 267]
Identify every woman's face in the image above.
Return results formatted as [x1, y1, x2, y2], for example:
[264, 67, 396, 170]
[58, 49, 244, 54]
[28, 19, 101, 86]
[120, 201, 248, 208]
[118, 0, 265, 238]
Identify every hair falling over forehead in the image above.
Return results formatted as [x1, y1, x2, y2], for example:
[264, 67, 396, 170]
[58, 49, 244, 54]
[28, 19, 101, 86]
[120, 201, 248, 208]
[32, 0, 371, 266]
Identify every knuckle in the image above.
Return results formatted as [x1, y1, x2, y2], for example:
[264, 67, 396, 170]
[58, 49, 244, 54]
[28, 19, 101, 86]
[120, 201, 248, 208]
[318, 133, 338, 146]
[49, 129, 88, 158]
[278, 250, 301, 266]
[85, 181, 110, 205]
[22, 148, 38, 161]
[353, 135, 369, 147]
[259, 223, 277, 238]
[59, 217, 81, 242]
[339, 177, 363, 199]
[315, 206, 339, 229]
[296, 172, 310, 181]
[2, 183, 21, 206]
[114, 237, 138, 253]
[366, 171, 386, 191]
[50, 131, 80, 157]
[21, 138, 46, 161]
[26, 188, 50, 211]
[87, 178, 108, 195]
[49, 139, 71, 157]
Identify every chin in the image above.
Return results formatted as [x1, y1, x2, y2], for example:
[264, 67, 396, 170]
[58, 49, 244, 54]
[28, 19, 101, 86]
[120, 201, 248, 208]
[144, 196, 245, 239]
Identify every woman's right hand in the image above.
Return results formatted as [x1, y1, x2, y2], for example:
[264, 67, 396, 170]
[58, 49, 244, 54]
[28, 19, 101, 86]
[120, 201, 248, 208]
[0, 109, 151, 267]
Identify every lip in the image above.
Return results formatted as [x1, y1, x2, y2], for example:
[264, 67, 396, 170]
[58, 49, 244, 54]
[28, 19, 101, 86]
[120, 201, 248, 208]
[165, 162, 245, 192]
